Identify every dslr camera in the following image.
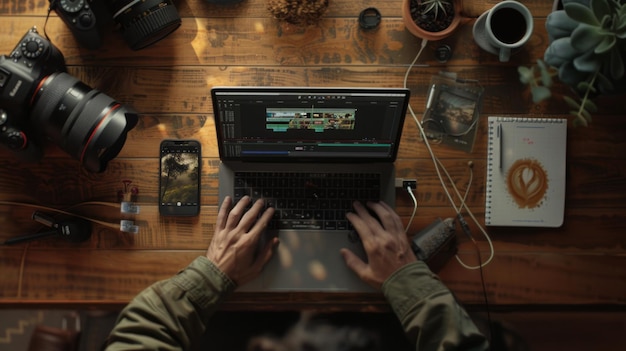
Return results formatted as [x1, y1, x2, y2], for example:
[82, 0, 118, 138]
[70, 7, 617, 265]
[50, 0, 182, 50]
[0, 27, 138, 173]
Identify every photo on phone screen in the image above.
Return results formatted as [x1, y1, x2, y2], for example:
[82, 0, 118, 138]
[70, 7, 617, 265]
[159, 140, 201, 216]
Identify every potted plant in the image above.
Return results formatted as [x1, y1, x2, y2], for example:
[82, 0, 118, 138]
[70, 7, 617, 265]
[402, 0, 463, 41]
[267, 0, 329, 27]
[518, 0, 626, 126]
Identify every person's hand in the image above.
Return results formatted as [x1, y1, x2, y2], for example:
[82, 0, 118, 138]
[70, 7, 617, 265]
[206, 196, 278, 286]
[341, 201, 417, 289]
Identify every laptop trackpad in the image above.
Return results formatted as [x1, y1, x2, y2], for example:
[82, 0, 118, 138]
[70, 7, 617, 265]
[258, 230, 374, 292]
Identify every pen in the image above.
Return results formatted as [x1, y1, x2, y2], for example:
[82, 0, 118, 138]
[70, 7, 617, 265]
[425, 84, 436, 109]
[497, 123, 503, 171]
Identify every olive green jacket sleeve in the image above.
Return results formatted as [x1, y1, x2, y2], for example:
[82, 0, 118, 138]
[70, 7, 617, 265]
[104, 257, 488, 351]
[103, 256, 236, 351]
[382, 261, 489, 351]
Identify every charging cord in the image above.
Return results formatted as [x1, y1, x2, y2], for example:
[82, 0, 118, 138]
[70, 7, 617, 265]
[403, 39, 495, 344]
[435, 158, 494, 268]
[403, 38, 494, 270]
[405, 185, 418, 232]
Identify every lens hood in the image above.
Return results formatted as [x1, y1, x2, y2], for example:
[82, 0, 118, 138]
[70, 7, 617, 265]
[79, 102, 138, 173]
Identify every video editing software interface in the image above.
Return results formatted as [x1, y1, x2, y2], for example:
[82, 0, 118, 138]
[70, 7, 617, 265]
[214, 89, 408, 160]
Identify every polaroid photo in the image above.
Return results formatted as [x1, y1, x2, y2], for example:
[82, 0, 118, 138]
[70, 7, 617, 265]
[421, 73, 484, 153]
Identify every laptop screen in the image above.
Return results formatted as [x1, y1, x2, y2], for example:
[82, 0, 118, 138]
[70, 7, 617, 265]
[212, 87, 410, 162]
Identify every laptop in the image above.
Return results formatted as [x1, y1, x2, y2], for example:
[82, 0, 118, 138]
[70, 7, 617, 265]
[211, 86, 410, 292]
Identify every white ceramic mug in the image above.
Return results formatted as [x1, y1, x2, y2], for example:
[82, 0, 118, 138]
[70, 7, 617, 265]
[482, 0, 534, 62]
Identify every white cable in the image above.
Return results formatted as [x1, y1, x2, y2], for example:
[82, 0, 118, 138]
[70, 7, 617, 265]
[403, 40, 459, 213]
[403, 38, 494, 269]
[435, 159, 495, 268]
[403, 39, 430, 94]
[405, 186, 418, 232]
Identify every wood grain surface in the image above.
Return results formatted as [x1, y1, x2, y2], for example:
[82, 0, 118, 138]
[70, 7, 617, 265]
[0, 0, 625, 311]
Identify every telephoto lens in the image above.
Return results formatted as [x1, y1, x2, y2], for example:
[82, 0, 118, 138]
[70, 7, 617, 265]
[110, 0, 182, 50]
[29, 72, 138, 173]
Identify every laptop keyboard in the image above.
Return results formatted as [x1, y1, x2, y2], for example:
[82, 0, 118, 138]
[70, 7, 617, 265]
[233, 172, 381, 230]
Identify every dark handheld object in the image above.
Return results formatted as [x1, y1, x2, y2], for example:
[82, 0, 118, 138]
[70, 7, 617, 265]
[2, 211, 92, 245]
[0, 26, 138, 172]
[49, 0, 111, 50]
[411, 217, 458, 272]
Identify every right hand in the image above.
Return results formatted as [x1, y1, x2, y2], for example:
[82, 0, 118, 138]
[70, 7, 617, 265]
[341, 201, 417, 289]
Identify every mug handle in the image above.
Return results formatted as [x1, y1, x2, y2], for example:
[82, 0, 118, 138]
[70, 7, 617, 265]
[499, 47, 511, 62]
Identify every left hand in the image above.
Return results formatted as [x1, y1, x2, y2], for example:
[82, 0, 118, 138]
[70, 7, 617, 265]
[206, 196, 278, 286]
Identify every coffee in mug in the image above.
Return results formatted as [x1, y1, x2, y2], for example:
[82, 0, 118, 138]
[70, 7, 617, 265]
[475, 0, 534, 62]
[491, 7, 528, 44]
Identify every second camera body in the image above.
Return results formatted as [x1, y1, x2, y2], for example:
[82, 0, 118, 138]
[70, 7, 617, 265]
[50, 0, 182, 50]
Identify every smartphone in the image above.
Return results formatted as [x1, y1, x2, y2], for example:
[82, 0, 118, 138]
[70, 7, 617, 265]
[159, 139, 201, 216]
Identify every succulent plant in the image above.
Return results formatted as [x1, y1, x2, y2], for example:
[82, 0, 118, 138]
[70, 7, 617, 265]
[518, 0, 626, 126]
[420, 0, 451, 18]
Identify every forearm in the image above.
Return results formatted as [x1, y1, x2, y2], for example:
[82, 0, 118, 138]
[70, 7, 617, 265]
[103, 256, 236, 351]
[382, 261, 489, 351]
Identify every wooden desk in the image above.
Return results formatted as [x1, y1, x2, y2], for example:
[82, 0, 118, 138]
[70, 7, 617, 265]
[1, 0, 624, 312]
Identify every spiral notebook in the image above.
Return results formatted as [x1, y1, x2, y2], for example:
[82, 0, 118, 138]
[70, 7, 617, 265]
[485, 117, 567, 227]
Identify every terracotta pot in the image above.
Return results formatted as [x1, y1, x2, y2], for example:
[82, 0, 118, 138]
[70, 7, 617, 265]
[402, 0, 463, 41]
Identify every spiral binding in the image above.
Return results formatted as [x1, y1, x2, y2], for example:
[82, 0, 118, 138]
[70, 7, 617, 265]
[488, 117, 565, 124]
[485, 119, 495, 224]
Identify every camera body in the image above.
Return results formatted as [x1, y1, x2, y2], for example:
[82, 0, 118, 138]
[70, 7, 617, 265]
[0, 27, 138, 173]
[50, 0, 181, 50]
[0, 27, 66, 160]
[50, 0, 111, 50]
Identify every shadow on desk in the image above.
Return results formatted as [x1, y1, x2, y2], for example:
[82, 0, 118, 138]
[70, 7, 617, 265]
[201, 311, 413, 351]
[2, 309, 625, 350]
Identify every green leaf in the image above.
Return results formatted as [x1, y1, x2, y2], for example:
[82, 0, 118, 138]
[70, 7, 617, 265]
[594, 35, 616, 53]
[582, 98, 598, 113]
[579, 106, 592, 121]
[544, 38, 581, 68]
[591, 0, 612, 21]
[577, 81, 596, 93]
[540, 66, 554, 87]
[619, 3, 626, 17]
[564, 95, 582, 109]
[569, 111, 587, 126]
[571, 24, 606, 51]
[572, 114, 588, 127]
[537, 59, 547, 70]
[545, 10, 582, 40]
[573, 50, 602, 73]
[518, 66, 534, 84]
[565, 2, 600, 26]
[571, 110, 591, 126]
[531, 86, 552, 103]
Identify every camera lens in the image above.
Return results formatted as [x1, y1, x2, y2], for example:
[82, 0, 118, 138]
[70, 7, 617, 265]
[29, 72, 138, 173]
[110, 0, 181, 50]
